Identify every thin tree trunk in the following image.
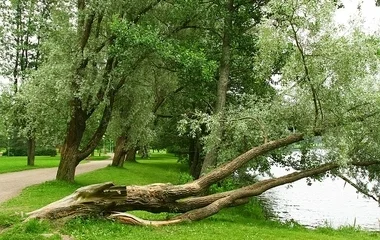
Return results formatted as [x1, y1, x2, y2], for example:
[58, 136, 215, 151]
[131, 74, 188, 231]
[201, 0, 233, 175]
[189, 137, 202, 179]
[27, 137, 36, 166]
[141, 146, 149, 159]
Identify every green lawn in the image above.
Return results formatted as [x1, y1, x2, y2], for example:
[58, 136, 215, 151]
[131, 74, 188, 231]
[0, 155, 110, 174]
[0, 152, 378, 240]
[0, 156, 61, 174]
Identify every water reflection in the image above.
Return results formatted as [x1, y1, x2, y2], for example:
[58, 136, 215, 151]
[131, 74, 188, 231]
[262, 166, 380, 231]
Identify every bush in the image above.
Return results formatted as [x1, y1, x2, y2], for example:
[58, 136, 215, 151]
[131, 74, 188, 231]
[2, 148, 27, 156]
[3, 148, 57, 156]
[35, 148, 57, 156]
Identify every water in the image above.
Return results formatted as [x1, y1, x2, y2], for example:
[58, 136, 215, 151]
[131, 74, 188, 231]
[261, 166, 380, 231]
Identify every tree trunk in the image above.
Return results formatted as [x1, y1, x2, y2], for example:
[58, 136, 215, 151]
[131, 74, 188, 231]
[125, 147, 137, 162]
[189, 137, 202, 179]
[56, 107, 86, 182]
[28, 134, 330, 224]
[28, 155, 379, 226]
[112, 136, 128, 167]
[141, 146, 149, 159]
[56, 96, 114, 181]
[27, 137, 36, 166]
[56, 151, 79, 182]
[201, 0, 233, 175]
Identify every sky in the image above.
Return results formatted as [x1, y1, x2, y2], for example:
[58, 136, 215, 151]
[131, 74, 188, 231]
[334, 0, 380, 33]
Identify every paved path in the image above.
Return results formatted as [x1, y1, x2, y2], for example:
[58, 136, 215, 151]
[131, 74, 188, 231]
[0, 160, 111, 203]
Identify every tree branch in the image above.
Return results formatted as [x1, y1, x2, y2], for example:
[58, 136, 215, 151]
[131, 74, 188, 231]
[80, 12, 95, 52]
[289, 20, 323, 131]
[338, 174, 379, 202]
[77, 96, 115, 161]
[133, 0, 163, 24]
[165, 133, 304, 199]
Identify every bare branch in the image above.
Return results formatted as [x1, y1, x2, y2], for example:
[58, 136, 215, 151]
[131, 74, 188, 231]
[338, 174, 379, 203]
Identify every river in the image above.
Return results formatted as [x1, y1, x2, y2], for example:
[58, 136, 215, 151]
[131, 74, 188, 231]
[261, 165, 380, 231]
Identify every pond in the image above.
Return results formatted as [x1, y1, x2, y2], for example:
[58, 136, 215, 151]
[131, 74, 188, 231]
[261, 165, 380, 231]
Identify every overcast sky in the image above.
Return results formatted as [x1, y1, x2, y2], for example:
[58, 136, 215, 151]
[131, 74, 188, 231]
[335, 0, 380, 33]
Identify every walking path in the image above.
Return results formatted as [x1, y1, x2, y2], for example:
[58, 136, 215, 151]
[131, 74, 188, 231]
[0, 160, 111, 203]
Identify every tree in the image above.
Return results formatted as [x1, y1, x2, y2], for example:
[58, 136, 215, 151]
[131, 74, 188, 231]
[111, 63, 184, 167]
[20, 0, 168, 181]
[26, 0, 380, 224]
[109, 71, 156, 167]
[0, 0, 52, 165]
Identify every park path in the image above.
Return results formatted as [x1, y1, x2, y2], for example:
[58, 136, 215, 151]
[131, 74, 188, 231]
[0, 159, 111, 203]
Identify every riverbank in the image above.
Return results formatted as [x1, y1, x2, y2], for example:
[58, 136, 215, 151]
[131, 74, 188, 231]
[0, 152, 379, 240]
[261, 164, 380, 230]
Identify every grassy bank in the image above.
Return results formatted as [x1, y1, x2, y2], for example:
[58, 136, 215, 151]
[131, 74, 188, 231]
[0, 155, 109, 174]
[0, 152, 379, 240]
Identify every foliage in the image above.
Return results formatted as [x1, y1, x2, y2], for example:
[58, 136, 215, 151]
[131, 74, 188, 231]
[3, 148, 56, 157]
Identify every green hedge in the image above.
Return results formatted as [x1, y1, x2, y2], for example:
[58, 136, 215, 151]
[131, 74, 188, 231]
[3, 148, 57, 157]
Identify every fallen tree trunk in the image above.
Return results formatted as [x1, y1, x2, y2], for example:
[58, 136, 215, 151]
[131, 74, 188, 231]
[27, 134, 380, 226]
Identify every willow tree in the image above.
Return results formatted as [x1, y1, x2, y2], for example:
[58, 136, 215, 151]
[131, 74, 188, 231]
[20, 0, 218, 181]
[109, 67, 156, 167]
[27, 0, 380, 224]
[0, 0, 52, 165]
[21, 0, 168, 181]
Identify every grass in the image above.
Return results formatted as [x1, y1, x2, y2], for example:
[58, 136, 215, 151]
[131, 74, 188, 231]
[0, 156, 61, 174]
[0, 152, 379, 240]
[0, 155, 110, 174]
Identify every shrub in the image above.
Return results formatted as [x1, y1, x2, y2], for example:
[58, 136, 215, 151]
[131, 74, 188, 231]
[3, 148, 57, 156]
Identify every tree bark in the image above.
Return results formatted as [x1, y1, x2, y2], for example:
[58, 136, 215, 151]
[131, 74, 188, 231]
[125, 147, 137, 162]
[56, 106, 87, 182]
[201, 0, 234, 175]
[189, 137, 202, 179]
[28, 153, 380, 225]
[57, 94, 114, 182]
[112, 136, 128, 167]
[28, 134, 315, 223]
[27, 137, 36, 166]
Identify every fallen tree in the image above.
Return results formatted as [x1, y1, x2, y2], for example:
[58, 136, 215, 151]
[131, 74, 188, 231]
[27, 133, 380, 226]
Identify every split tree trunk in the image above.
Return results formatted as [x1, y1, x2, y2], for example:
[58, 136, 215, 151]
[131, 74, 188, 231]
[30, 133, 379, 225]
[29, 134, 315, 223]
[28, 159, 379, 226]
[27, 137, 36, 166]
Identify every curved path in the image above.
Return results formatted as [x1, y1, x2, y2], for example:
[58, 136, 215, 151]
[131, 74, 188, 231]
[0, 160, 111, 203]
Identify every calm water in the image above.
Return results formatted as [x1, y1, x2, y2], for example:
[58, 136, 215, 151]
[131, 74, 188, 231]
[261, 166, 380, 231]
